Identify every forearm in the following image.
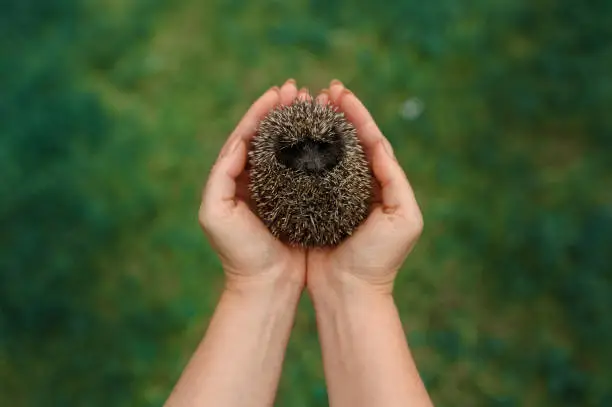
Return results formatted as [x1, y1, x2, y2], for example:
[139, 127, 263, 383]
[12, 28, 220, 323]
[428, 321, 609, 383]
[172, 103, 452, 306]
[166, 276, 301, 407]
[310, 279, 433, 407]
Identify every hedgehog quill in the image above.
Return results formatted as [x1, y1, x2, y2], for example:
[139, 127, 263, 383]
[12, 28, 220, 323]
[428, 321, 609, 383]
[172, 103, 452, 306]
[248, 98, 374, 247]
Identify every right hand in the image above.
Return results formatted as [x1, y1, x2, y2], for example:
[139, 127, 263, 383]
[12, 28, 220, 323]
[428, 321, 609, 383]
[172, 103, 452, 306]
[199, 79, 309, 293]
[307, 80, 424, 295]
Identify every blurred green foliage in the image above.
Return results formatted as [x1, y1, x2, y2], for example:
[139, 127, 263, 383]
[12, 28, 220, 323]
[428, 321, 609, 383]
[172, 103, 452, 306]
[1, 0, 611, 406]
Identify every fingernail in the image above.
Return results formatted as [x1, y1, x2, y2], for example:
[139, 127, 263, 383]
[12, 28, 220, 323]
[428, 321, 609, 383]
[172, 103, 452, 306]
[299, 87, 309, 94]
[285, 78, 296, 85]
[330, 79, 343, 87]
[269, 86, 280, 93]
[320, 88, 329, 94]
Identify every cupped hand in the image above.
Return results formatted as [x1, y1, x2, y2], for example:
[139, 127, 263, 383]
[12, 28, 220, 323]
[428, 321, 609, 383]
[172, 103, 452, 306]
[199, 80, 310, 292]
[307, 81, 424, 295]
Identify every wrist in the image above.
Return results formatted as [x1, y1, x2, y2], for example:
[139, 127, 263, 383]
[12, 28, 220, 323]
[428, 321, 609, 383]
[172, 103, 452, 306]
[308, 268, 394, 310]
[224, 266, 304, 301]
[308, 264, 394, 298]
[220, 274, 302, 335]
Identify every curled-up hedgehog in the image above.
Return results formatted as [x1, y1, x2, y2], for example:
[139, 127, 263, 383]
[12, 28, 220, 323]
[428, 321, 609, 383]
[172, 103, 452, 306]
[248, 98, 374, 247]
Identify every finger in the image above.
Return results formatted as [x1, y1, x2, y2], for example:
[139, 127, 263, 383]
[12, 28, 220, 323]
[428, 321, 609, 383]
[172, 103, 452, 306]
[219, 87, 280, 159]
[329, 79, 345, 104]
[204, 139, 248, 211]
[337, 89, 388, 156]
[316, 89, 330, 105]
[369, 138, 418, 215]
[297, 87, 311, 101]
[337, 89, 417, 214]
[280, 79, 298, 105]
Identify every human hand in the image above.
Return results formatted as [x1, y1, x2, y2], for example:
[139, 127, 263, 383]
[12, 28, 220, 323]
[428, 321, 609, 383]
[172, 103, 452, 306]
[199, 80, 310, 293]
[307, 80, 424, 295]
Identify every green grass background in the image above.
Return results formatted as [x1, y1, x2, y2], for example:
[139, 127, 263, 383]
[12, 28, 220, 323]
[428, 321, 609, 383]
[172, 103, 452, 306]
[1, 0, 611, 406]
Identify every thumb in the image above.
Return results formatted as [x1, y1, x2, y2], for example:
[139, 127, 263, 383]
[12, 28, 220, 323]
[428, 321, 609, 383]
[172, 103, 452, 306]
[202, 139, 248, 221]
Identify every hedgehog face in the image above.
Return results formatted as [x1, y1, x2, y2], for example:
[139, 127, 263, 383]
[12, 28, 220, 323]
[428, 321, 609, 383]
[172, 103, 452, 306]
[271, 102, 346, 174]
[275, 138, 345, 174]
[249, 98, 373, 247]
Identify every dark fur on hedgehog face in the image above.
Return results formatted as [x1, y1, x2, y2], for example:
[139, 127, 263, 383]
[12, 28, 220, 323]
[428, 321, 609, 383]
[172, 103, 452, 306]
[275, 137, 345, 174]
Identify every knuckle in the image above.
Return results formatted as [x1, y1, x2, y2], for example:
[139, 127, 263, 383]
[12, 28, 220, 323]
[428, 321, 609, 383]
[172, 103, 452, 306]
[396, 210, 423, 238]
[198, 209, 210, 230]
[199, 200, 233, 234]
[413, 209, 424, 230]
[413, 214, 424, 236]
[363, 120, 382, 137]
[207, 163, 221, 180]
[198, 202, 218, 232]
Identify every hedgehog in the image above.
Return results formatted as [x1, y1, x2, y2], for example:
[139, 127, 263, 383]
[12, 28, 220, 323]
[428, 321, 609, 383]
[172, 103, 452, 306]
[248, 98, 374, 247]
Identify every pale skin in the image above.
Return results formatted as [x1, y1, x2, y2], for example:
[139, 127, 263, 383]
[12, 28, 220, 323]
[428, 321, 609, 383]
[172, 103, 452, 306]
[164, 80, 432, 407]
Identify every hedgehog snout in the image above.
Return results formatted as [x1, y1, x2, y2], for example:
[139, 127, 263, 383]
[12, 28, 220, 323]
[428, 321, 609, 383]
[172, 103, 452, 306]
[297, 146, 329, 173]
